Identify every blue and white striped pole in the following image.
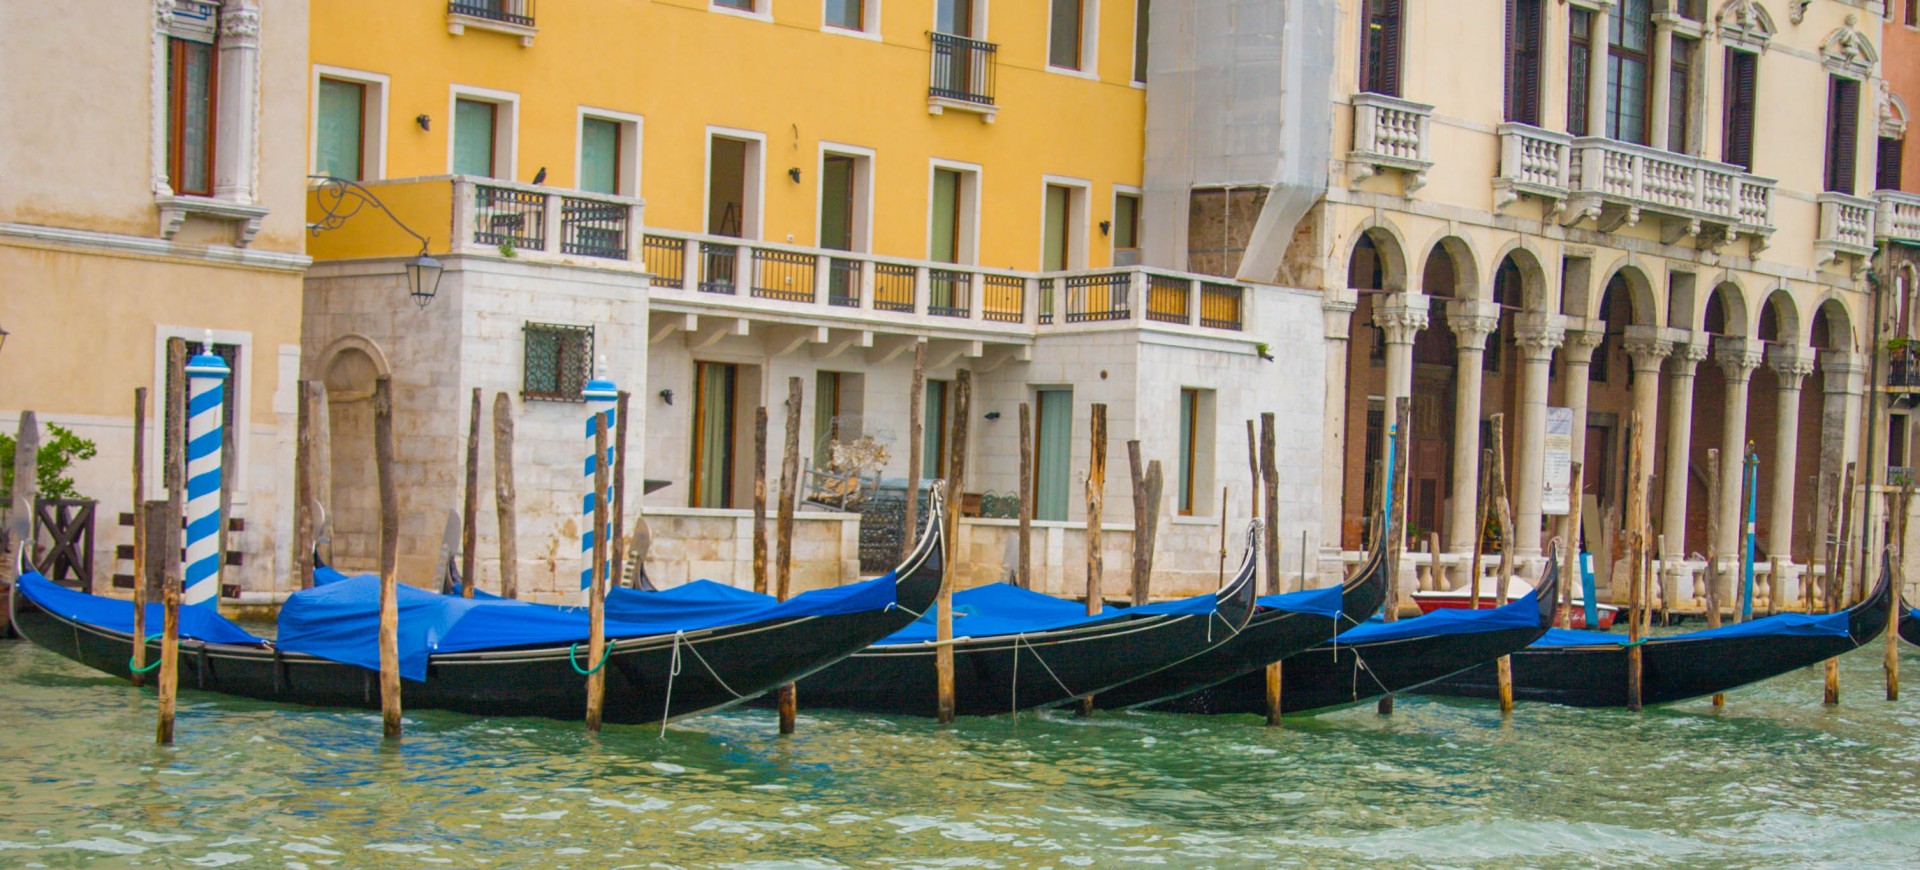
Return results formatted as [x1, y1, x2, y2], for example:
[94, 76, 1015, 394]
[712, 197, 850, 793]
[182, 339, 230, 614]
[581, 359, 618, 595]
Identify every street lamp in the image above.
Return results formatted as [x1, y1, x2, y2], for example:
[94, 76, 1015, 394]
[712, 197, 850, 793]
[308, 175, 445, 308]
[0, 323, 9, 356]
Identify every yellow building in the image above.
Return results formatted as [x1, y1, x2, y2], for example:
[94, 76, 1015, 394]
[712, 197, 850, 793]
[0, 0, 310, 598]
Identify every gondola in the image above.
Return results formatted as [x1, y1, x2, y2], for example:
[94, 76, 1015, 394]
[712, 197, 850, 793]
[1151, 544, 1559, 717]
[786, 521, 1262, 717]
[1899, 597, 1920, 647]
[8, 493, 946, 726]
[1416, 552, 1892, 708]
[1089, 524, 1391, 710]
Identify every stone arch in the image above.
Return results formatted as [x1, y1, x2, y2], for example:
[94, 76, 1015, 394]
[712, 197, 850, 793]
[1341, 217, 1412, 294]
[313, 333, 392, 398]
[1809, 295, 1858, 352]
[1416, 233, 1483, 300]
[1490, 243, 1552, 312]
[1700, 279, 1752, 339]
[1756, 285, 1801, 344]
[1594, 261, 1659, 326]
[311, 333, 393, 572]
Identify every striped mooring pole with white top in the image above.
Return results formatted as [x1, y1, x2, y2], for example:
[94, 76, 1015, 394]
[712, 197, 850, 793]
[182, 339, 230, 613]
[581, 360, 618, 595]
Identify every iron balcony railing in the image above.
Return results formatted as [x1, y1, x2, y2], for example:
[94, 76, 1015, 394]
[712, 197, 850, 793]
[449, 0, 535, 27]
[1890, 348, 1920, 389]
[928, 32, 997, 107]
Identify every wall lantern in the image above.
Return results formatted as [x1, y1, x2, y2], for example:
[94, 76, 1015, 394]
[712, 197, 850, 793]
[308, 176, 445, 308]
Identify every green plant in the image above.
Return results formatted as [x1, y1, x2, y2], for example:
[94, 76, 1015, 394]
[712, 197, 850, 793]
[498, 239, 517, 258]
[1886, 335, 1911, 355]
[1253, 341, 1274, 361]
[0, 424, 99, 502]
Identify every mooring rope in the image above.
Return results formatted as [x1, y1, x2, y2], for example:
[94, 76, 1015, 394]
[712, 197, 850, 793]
[128, 634, 164, 674]
[568, 641, 614, 675]
[659, 631, 748, 738]
[1012, 633, 1077, 715]
[884, 600, 928, 620]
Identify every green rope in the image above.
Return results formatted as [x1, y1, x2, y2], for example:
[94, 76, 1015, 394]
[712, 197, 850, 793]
[128, 634, 164, 674]
[1618, 638, 1650, 649]
[569, 641, 614, 676]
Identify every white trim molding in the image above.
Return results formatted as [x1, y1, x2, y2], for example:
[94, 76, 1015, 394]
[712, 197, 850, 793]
[447, 84, 522, 181]
[575, 105, 645, 197]
[311, 65, 391, 181]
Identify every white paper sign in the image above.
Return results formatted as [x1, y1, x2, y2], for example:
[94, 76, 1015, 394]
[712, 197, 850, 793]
[1543, 407, 1573, 516]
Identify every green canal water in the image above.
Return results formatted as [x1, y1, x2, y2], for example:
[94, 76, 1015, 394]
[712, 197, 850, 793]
[3, 640, 1919, 868]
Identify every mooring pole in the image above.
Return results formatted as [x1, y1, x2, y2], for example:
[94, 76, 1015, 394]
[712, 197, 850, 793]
[1888, 485, 1910, 702]
[753, 406, 769, 596]
[586, 411, 610, 732]
[461, 388, 481, 598]
[493, 393, 519, 599]
[1561, 461, 1584, 629]
[1261, 413, 1281, 596]
[1741, 445, 1759, 623]
[1825, 463, 1854, 705]
[775, 378, 802, 734]
[130, 389, 149, 687]
[373, 375, 402, 739]
[903, 340, 927, 561]
[1624, 409, 1647, 713]
[1080, 401, 1107, 717]
[156, 339, 186, 745]
[935, 370, 972, 724]
[1487, 414, 1515, 716]
[611, 390, 632, 588]
[1018, 401, 1034, 589]
[1378, 397, 1410, 716]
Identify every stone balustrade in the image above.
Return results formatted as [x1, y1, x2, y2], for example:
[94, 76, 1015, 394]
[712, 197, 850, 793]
[1349, 93, 1435, 193]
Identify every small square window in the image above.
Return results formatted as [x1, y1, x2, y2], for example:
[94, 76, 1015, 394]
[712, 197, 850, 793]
[523, 322, 594, 401]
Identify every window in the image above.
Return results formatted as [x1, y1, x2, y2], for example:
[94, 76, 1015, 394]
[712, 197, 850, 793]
[1176, 388, 1205, 515]
[707, 132, 763, 238]
[715, 0, 757, 11]
[1722, 49, 1758, 170]
[316, 79, 365, 181]
[1667, 36, 1694, 153]
[522, 323, 593, 402]
[691, 362, 738, 509]
[825, 0, 863, 30]
[579, 117, 622, 195]
[936, 0, 973, 36]
[1034, 389, 1073, 521]
[1043, 184, 1073, 270]
[167, 35, 218, 196]
[815, 371, 843, 467]
[1359, 0, 1402, 96]
[929, 163, 978, 264]
[1133, 0, 1150, 83]
[924, 379, 950, 478]
[1049, 0, 1086, 70]
[1113, 191, 1141, 265]
[1909, 0, 1918, 27]
[453, 98, 498, 177]
[1826, 75, 1861, 195]
[820, 151, 871, 251]
[1504, 0, 1543, 125]
[1568, 8, 1592, 136]
[1881, 136, 1906, 191]
[1606, 0, 1652, 145]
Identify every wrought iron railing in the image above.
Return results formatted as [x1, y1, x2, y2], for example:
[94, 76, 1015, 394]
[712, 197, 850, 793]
[929, 268, 969, 317]
[752, 248, 816, 302]
[643, 234, 684, 288]
[473, 184, 546, 250]
[522, 321, 592, 402]
[1038, 278, 1055, 325]
[1065, 273, 1130, 322]
[828, 257, 862, 306]
[1200, 283, 1245, 330]
[699, 242, 738, 294]
[1146, 274, 1190, 324]
[1890, 466, 1916, 488]
[448, 0, 535, 27]
[873, 262, 915, 312]
[1890, 348, 1920, 388]
[559, 197, 627, 259]
[982, 274, 1024, 322]
[928, 32, 997, 106]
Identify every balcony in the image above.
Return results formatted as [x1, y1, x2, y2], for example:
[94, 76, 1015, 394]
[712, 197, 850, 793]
[305, 176, 646, 271]
[927, 33, 997, 122]
[641, 229, 1251, 345]
[1348, 93, 1434, 194]
[1493, 124, 1572, 212]
[1561, 138, 1775, 247]
[447, 0, 537, 45]
[1875, 190, 1920, 245]
[1889, 348, 1920, 390]
[1815, 192, 1875, 268]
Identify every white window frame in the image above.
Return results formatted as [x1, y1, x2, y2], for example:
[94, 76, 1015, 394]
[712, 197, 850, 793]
[1046, 0, 1100, 79]
[447, 84, 520, 180]
[1129, 0, 1148, 88]
[816, 142, 876, 252]
[822, 0, 881, 39]
[1040, 174, 1092, 270]
[574, 106, 644, 197]
[711, 0, 774, 24]
[1110, 184, 1142, 265]
[311, 65, 390, 181]
[149, 326, 256, 500]
[927, 158, 983, 265]
[704, 126, 767, 240]
[929, 0, 990, 38]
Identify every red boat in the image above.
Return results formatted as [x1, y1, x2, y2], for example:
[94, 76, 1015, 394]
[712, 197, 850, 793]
[1412, 577, 1617, 629]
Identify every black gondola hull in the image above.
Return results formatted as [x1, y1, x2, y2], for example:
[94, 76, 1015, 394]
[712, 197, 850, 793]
[1899, 599, 1919, 647]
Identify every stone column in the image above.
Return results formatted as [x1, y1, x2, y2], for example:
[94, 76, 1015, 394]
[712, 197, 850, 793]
[1647, 16, 1675, 149]
[1559, 322, 1604, 555]
[1373, 295, 1430, 433]
[1714, 338, 1765, 558]
[1512, 314, 1566, 560]
[1813, 351, 1869, 580]
[1765, 344, 1817, 596]
[1657, 333, 1708, 567]
[1445, 301, 1500, 561]
[1585, 6, 1611, 137]
[213, 1, 261, 203]
[1622, 326, 1673, 503]
[1320, 288, 1359, 570]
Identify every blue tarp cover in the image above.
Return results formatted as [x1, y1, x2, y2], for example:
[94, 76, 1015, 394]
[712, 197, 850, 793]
[1258, 584, 1345, 619]
[875, 581, 1228, 646]
[1529, 609, 1850, 648]
[1331, 589, 1541, 645]
[15, 571, 266, 647]
[277, 569, 901, 681]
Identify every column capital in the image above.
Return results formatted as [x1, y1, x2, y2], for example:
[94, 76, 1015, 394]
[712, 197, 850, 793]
[1622, 324, 1673, 371]
[1821, 349, 1869, 394]
[1714, 337, 1765, 378]
[1560, 317, 1606, 365]
[1321, 286, 1359, 315]
[1664, 331, 1710, 377]
[1766, 343, 1818, 385]
[1446, 300, 1501, 350]
[1323, 288, 1359, 341]
[1513, 312, 1567, 359]
[1371, 294, 1430, 346]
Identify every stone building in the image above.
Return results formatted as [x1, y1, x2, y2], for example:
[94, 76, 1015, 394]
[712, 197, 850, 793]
[0, 0, 310, 597]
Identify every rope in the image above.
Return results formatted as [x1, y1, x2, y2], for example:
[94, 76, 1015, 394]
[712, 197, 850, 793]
[884, 600, 928, 620]
[568, 641, 614, 675]
[1013, 633, 1077, 709]
[128, 634, 164, 674]
[658, 630, 748, 738]
[1618, 638, 1650, 648]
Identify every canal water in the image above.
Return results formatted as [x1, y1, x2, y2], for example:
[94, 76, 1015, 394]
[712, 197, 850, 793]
[2, 639, 1918, 868]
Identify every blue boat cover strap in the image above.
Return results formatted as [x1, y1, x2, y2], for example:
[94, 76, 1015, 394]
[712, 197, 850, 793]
[16, 572, 266, 647]
[1529, 609, 1850, 648]
[278, 568, 901, 681]
[1330, 590, 1541, 645]
[1257, 584, 1344, 619]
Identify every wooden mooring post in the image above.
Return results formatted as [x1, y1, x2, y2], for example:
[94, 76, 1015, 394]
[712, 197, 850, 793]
[752, 406, 769, 596]
[130, 390, 149, 686]
[1624, 409, 1648, 713]
[1260, 414, 1280, 596]
[903, 340, 927, 562]
[776, 378, 803, 734]
[1079, 402, 1107, 717]
[1887, 485, 1910, 702]
[1486, 414, 1515, 715]
[1126, 440, 1162, 607]
[1561, 462, 1584, 628]
[1378, 397, 1410, 717]
[935, 370, 972, 724]
[460, 388, 481, 597]
[1825, 462, 1855, 705]
[1017, 402, 1033, 589]
[586, 413, 611, 732]
[156, 339, 186, 744]
[611, 390, 632, 588]
[373, 375, 403, 739]
[1704, 448, 1725, 707]
[492, 393, 519, 599]
[1469, 449, 1493, 611]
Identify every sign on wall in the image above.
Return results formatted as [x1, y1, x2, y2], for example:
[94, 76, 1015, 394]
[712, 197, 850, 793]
[1543, 407, 1572, 516]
